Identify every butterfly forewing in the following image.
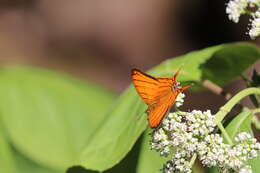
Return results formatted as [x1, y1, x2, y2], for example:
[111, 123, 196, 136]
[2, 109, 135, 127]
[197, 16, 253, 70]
[131, 69, 160, 104]
[131, 69, 174, 104]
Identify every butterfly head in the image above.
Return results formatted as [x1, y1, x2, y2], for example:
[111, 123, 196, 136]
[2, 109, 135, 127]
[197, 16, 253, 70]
[172, 82, 181, 91]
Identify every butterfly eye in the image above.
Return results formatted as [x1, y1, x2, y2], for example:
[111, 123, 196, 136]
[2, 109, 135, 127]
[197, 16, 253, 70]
[172, 82, 181, 91]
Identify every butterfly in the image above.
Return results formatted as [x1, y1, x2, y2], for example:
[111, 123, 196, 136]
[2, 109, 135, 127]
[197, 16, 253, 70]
[131, 68, 191, 128]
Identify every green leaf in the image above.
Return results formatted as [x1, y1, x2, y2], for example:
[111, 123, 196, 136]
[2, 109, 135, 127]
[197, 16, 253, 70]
[200, 43, 260, 86]
[224, 108, 253, 140]
[14, 149, 63, 173]
[136, 129, 168, 173]
[80, 87, 147, 171]
[0, 120, 61, 173]
[0, 66, 116, 171]
[66, 136, 142, 173]
[79, 42, 260, 171]
[0, 128, 17, 173]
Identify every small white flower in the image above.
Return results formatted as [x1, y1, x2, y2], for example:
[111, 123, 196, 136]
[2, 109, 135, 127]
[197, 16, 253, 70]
[226, 0, 248, 23]
[250, 150, 257, 157]
[175, 93, 185, 107]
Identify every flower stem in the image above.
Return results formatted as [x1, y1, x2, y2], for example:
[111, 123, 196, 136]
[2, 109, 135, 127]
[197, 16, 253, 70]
[189, 153, 197, 168]
[215, 87, 260, 124]
[201, 80, 231, 100]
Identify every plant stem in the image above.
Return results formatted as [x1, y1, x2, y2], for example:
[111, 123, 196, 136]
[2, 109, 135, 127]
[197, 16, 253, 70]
[215, 87, 260, 124]
[217, 122, 233, 145]
[189, 153, 197, 168]
[201, 80, 231, 100]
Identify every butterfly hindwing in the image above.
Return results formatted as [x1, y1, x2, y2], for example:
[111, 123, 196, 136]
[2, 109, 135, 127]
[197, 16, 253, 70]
[148, 101, 170, 128]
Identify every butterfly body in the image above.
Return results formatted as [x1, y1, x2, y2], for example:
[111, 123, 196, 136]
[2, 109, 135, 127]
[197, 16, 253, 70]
[131, 68, 191, 128]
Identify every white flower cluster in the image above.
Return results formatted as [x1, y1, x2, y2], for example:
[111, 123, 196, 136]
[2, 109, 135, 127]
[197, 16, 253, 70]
[226, 0, 260, 39]
[151, 111, 260, 173]
[198, 132, 260, 172]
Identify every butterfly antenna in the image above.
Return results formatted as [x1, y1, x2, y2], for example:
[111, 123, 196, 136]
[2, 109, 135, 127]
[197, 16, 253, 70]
[173, 63, 186, 81]
[173, 68, 181, 81]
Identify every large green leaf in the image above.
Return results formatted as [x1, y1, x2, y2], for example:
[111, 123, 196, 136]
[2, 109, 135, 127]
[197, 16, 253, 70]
[66, 136, 142, 173]
[200, 44, 260, 86]
[151, 42, 259, 84]
[0, 120, 61, 173]
[80, 42, 260, 171]
[14, 149, 63, 173]
[0, 128, 17, 173]
[0, 66, 116, 171]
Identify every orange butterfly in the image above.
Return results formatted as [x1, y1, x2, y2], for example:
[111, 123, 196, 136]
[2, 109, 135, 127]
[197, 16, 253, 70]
[131, 68, 191, 128]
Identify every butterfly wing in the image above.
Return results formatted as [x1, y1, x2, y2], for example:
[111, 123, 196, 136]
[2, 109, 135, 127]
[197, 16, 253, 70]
[131, 69, 174, 104]
[131, 69, 160, 105]
[148, 89, 179, 128]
